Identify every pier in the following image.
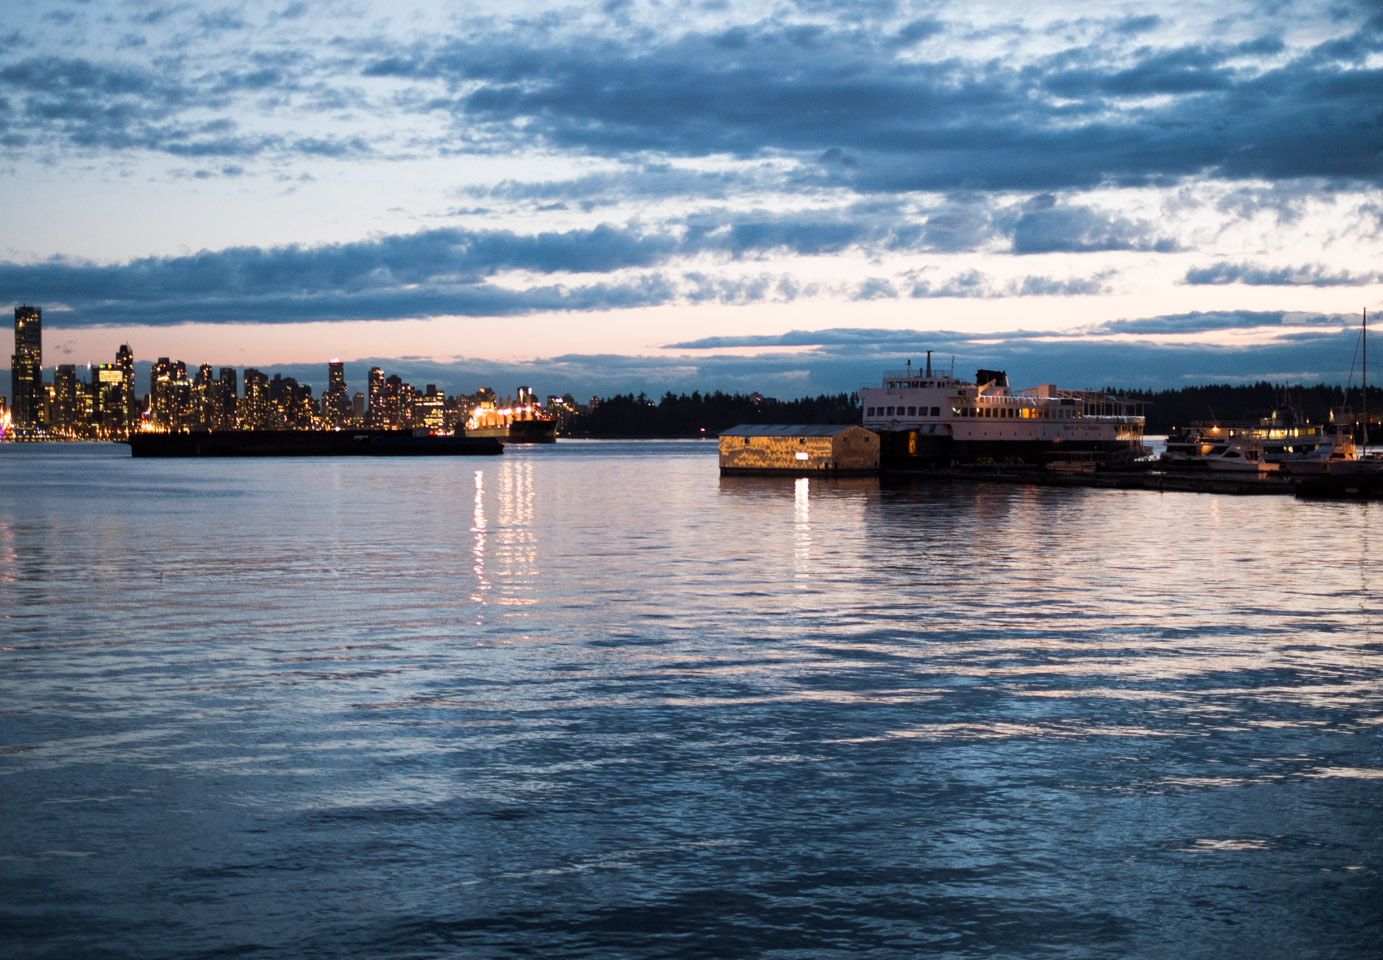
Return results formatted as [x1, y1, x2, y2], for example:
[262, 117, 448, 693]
[886, 461, 1305, 496]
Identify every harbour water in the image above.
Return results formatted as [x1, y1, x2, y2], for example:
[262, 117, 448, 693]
[2, 440, 1380, 959]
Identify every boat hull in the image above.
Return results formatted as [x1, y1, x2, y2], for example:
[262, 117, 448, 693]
[128, 430, 504, 457]
[877, 429, 1143, 470]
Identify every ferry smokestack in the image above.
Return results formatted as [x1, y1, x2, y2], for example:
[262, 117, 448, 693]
[926, 351, 932, 377]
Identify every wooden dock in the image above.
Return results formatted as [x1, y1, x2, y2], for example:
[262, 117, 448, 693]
[884, 462, 1298, 496]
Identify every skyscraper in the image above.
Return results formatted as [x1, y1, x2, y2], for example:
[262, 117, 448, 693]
[116, 344, 137, 433]
[11, 306, 42, 429]
[53, 363, 78, 431]
[367, 367, 383, 427]
[94, 364, 125, 436]
[218, 367, 238, 427]
[242, 368, 269, 429]
[322, 359, 350, 427]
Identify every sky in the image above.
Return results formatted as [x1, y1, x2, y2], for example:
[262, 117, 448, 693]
[2, 0, 1381, 399]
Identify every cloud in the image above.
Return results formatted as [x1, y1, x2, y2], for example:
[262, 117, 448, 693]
[5, 8, 1380, 192]
[1183, 262, 1383, 286]
[1010, 202, 1179, 254]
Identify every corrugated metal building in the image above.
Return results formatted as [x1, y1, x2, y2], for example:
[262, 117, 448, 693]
[718, 424, 880, 475]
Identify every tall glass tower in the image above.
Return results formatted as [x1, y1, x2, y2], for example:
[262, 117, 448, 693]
[11, 306, 43, 429]
[116, 343, 137, 433]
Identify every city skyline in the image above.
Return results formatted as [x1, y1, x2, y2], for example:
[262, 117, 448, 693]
[1, 1, 1381, 395]
[5, 306, 564, 439]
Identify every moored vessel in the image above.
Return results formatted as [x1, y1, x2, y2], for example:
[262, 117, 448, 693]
[859, 354, 1146, 470]
[1162, 417, 1353, 475]
[128, 429, 504, 457]
[464, 418, 557, 443]
[464, 399, 557, 443]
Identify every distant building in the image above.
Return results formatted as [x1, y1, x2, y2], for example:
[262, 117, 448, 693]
[52, 364, 79, 431]
[321, 360, 350, 427]
[116, 344, 137, 434]
[11, 306, 43, 429]
[367, 367, 383, 427]
[718, 424, 880, 475]
[218, 367, 238, 427]
[242, 368, 269, 429]
[91, 364, 123, 436]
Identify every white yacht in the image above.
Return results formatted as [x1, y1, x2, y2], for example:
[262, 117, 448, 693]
[1162, 418, 1354, 474]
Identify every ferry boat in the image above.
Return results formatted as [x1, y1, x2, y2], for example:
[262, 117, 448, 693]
[465, 399, 557, 443]
[859, 354, 1147, 469]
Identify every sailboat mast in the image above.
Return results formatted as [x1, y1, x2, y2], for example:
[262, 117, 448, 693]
[1364, 308, 1369, 451]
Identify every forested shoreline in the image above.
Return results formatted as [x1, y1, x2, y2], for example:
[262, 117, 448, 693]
[566, 383, 1382, 437]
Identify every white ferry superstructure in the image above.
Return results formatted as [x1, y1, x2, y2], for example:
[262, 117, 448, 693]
[858, 354, 1147, 468]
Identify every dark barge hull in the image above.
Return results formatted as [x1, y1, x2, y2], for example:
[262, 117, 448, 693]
[877, 430, 1141, 469]
[1293, 473, 1383, 500]
[128, 430, 504, 457]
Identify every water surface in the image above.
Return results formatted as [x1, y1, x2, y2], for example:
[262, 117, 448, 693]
[2, 441, 1380, 958]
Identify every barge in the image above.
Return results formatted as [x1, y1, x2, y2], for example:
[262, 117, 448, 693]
[127, 429, 504, 457]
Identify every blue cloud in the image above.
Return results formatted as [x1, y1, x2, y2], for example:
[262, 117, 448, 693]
[1184, 262, 1383, 286]
[6, 9, 1379, 190]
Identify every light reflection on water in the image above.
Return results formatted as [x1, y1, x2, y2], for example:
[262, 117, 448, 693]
[1, 440, 1380, 959]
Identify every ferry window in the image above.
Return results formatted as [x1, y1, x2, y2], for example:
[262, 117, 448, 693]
[931, 407, 940, 416]
[743, 438, 750, 445]
[886, 406, 895, 416]
[907, 406, 916, 415]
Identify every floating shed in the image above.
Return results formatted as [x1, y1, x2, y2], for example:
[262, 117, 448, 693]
[718, 424, 880, 475]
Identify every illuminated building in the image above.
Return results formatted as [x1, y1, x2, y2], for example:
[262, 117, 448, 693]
[374, 373, 404, 428]
[416, 384, 446, 431]
[268, 373, 315, 429]
[367, 367, 383, 426]
[116, 344, 137, 434]
[321, 360, 350, 427]
[193, 364, 216, 429]
[718, 424, 880, 475]
[144, 358, 194, 430]
[93, 363, 128, 437]
[10, 306, 43, 429]
[218, 368, 238, 427]
[53, 364, 79, 431]
[242, 368, 269, 429]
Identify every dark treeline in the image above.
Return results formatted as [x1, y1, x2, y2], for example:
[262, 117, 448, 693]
[568, 391, 860, 436]
[565, 384, 1381, 437]
[1123, 382, 1382, 434]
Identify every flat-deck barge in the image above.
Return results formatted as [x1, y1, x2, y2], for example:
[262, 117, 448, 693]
[128, 429, 504, 457]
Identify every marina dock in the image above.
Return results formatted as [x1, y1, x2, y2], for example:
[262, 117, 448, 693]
[888, 462, 1295, 495]
[886, 461, 1383, 499]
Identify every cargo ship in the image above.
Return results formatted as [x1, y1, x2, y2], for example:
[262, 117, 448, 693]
[127, 429, 503, 457]
[859, 354, 1147, 469]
